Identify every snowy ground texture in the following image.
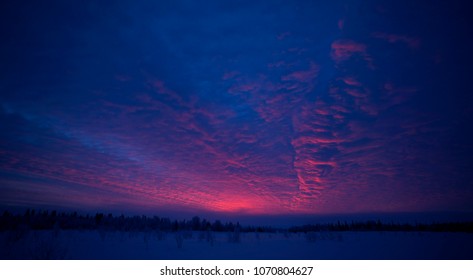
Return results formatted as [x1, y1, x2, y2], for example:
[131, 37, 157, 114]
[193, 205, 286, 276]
[1, 230, 472, 259]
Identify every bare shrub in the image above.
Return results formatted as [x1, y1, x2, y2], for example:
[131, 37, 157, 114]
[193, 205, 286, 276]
[29, 232, 68, 259]
[327, 232, 335, 240]
[228, 227, 241, 243]
[52, 223, 61, 239]
[156, 230, 166, 241]
[305, 232, 317, 243]
[143, 231, 150, 245]
[182, 231, 193, 239]
[206, 230, 215, 246]
[7, 224, 30, 243]
[175, 232, 184, 249]
[198, 231, 206, 241]
[98, 227, 107, 241]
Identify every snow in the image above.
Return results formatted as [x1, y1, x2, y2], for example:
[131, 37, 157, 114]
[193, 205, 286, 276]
[1, 230, 472, 259]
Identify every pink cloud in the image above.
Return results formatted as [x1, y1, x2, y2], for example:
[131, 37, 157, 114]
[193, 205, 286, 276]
[277, 32, 291, 40]
[341, 76, 362, 87]
[382, 82, 418, 107]
[287, 47, 308, 55]
[345, 88, 368, 98]
[115, 74, 132, 82]
[372, 32, 421, 49]
[331, 105, 350, 113]
[359, 103, 379, 116]
[228, 82, 260, 94]
[314, 108, 330, 116]
[268, 61, 285, 68]
[222, 71, 240, 80]
[384, 82, 418, 95]
[338, 19, 344, 30]
[149, 80, 183, 103]
[333, 114, 345, 120]
[282, 62, 319, 83]
[331, 39, 373, 66]
[292, 135, 344, 146]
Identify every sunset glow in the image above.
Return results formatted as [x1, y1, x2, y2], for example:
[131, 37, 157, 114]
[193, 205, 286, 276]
[1, 0, 472, 218]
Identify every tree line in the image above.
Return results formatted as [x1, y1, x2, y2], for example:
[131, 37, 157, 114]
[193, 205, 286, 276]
[1, 209, 472, 233]
[0, 209, 253, 232]
[288, 219, 473, 233]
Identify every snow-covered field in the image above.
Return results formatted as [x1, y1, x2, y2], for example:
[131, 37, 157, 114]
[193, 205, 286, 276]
[1, 230, 472, 259]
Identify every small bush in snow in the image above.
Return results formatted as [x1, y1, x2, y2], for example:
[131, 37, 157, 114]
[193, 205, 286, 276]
[255, 231, 260, 241]
[52, 223, 61, 238]
[327, 232, 335, 240]
[98, 227, 107, 241]
[156, 230, 166, 241]
[206, 230, 215, 246]
[306, 232, 317, 243]
[175, 233, 184, 249]
[182, 231, 193, 239]
[198, 231, 206, 241]
[143, 232, 150, 245]
[228, 227, 241, 243]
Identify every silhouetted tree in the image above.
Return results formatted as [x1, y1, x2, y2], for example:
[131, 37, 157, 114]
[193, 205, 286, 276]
[191, 216, 201, 231]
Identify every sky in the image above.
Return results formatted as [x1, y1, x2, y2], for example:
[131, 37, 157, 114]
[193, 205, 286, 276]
[1, 0, 473, 219]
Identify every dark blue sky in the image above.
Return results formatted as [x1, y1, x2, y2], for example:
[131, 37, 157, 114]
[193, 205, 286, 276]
[1, 0, 473, 217]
